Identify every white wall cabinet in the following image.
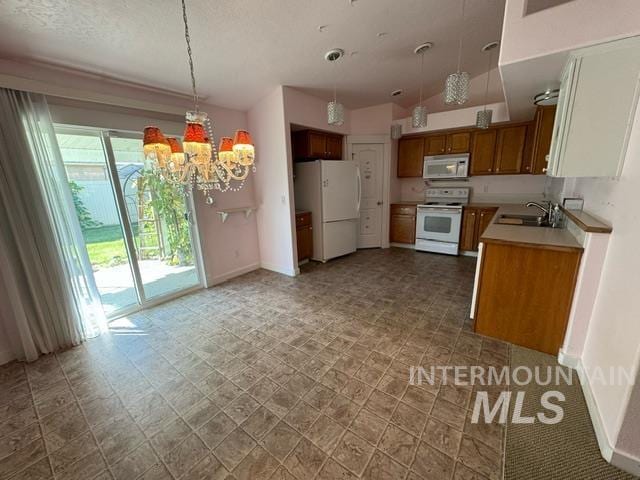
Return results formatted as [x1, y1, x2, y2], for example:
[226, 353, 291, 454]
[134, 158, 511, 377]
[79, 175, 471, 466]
[548, 37, 640, 178]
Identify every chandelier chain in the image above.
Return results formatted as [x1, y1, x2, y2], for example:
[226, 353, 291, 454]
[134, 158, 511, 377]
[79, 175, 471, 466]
[181, 0, 199, 112]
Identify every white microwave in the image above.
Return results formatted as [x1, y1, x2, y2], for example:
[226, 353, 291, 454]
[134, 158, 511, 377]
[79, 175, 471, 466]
[423, 154, 469, 179]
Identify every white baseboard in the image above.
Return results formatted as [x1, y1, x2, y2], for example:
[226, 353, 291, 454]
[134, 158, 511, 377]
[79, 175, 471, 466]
[557, 349, 580, 369]
[260, 262, 299, 277]
[575, 360, 614, 462]
[209, 262, 260, 286]
[562, 356, 640, 476]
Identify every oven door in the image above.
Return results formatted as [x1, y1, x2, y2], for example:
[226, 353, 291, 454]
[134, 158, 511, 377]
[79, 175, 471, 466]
[416, 207, 462, 243]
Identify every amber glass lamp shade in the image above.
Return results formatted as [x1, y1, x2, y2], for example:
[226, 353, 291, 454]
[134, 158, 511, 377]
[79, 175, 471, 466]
[183, 122, 206, 143]
[232, 130, 255, 166]
[218, 137, 235, 165]
[166, 137, 185, 173]
[143, 126, 171, 168]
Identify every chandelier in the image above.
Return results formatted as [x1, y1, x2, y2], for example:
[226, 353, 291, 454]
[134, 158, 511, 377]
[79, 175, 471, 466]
[142, 0, 255, 205]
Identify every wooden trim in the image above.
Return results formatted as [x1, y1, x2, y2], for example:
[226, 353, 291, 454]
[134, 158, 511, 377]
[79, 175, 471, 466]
[561, 207, 612, 233]
[479, 236, 584, 253]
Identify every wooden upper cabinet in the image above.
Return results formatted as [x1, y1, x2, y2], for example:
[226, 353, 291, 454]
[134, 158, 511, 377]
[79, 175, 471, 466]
[494, 125, 527, 174]
[530, 105, 557, 175]
[424, 135, 447, 155]
[447, 132, 471, 154]
[325, 134, 343, 160]
[460, 208, 478, 251]
[397, 137, 424, 177]
[470, 130, 497, 175]
[292, 130, 344, 161]
[424, 132, 471, 155]
[307, 131, 326, 158]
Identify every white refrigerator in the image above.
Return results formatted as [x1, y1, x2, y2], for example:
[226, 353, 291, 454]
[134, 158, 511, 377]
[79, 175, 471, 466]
[294, 160, 361, 262]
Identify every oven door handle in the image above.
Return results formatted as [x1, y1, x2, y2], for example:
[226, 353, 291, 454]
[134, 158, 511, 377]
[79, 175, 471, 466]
[418, 208, 462, 215]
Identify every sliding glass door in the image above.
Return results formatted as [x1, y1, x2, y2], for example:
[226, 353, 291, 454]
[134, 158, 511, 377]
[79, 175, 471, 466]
[55, 127, 203, 317]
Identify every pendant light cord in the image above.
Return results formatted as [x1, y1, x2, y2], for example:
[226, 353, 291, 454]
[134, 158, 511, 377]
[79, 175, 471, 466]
[418, 51, 425, 105]
[333, 59, 338, 103]
[456, 0, 466, 73]
[181, 0, 199, 112]
[483, 47, 492, 111]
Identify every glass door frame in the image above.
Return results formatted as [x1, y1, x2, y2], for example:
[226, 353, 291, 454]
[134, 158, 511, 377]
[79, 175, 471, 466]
[55, 124, 206, 319]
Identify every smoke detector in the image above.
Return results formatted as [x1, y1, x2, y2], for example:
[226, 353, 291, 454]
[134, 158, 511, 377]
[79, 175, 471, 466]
[324, 48, 345, 62]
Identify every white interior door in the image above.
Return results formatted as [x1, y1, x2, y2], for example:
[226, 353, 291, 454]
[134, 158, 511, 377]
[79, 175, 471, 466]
[321, 160, 359, 221]
[352, 144, 384, 248]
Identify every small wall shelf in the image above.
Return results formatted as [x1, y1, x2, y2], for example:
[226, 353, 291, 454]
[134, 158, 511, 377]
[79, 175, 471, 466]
[216, 207, 255, 223]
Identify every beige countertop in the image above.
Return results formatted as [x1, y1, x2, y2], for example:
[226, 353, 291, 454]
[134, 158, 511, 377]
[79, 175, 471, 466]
[480, 204, 583, 252]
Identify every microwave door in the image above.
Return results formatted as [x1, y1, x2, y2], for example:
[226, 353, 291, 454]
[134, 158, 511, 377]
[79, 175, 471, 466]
[424, 160, 458, 178]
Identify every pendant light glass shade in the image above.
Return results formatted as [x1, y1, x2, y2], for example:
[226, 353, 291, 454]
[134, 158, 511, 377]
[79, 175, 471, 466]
[412, 105, 428, 128]
[327, 100, 345, 126]
[444, 71, 470, 105]
[476, 109, 493, 129]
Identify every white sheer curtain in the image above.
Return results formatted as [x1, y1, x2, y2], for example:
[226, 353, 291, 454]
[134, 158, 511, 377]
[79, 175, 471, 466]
[0, 88, 107, 362]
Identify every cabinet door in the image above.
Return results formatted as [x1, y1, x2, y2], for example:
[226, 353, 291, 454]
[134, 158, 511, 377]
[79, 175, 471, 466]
[424, 135, 447, 155]
[390, 215, 416, 244]
[446, 132, 471, 154]
[478, 208, 497, 239]
[470, 130, 497, 175]
[495, 125, 527, 174]
[326, 134, 343, 160]
[308, 131, 327, 158]
[530, 106, 557, 175]
[460, 208, 478, 251]
[397, 137, 424, 177]
[296, 226, 313, 261]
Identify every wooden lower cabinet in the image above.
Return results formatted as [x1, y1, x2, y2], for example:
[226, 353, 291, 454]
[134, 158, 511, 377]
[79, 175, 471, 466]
[474, 242, 582, 355]
[296, 211, 313, 261]
[390, 204, 416, 244]
[460, 206, 498, 251]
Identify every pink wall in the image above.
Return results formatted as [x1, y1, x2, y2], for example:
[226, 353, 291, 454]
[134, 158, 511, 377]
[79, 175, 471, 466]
[564, 102, 640, 458]
[500, 0, 640, 65]
[249, 86, 297, 276]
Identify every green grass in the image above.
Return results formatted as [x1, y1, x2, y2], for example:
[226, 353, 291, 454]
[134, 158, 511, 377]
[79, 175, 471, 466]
[83, 224, 159, 268]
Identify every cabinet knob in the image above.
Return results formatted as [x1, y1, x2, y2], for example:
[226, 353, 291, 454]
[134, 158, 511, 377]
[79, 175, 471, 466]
[471, 213, 476, 216]
[488, 168, 492, 172]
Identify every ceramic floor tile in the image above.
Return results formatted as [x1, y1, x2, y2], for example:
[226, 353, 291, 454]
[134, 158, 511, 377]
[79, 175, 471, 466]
[214, 428, 256, 470]
[305, 415, 345, 455]
[412, 441, 455, 480]
[378, 424, 419, 467]
[362, 450, 407, 480]
[241, 406, 279, 440]
[283, 437, 326, 479]
[349, 408, 387, 445]
[261, 421, 300, 461]
[232, 446, 279, 480]
[332, 431, 374, 476]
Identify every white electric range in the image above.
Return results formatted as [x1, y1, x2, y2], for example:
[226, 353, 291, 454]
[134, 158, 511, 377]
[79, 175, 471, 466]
[415, 187, 470, 255]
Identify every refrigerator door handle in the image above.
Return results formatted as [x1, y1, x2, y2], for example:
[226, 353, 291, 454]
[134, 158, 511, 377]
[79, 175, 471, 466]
[356, 166, 361, 215]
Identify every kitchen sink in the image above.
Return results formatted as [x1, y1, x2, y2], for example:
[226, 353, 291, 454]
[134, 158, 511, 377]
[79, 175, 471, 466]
[496, 214, 549, 227]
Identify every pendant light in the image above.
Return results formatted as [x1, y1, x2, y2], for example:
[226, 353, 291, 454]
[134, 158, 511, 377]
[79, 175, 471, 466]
[326, 49, 345, 126]
[445, 0, 470, 105]
[476, 41, 499, 129]
[412, 42, 432, 128]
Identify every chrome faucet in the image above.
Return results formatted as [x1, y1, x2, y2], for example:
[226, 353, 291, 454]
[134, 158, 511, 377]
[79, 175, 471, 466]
[526, 201, 562, 227]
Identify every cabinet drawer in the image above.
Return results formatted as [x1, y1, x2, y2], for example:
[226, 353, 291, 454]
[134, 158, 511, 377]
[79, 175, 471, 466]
[295, 212, 311, 227]
[390, 204, 417, 216]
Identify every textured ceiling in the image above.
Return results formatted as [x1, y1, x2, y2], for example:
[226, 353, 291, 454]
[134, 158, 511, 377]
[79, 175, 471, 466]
[0, 0, 506, 111]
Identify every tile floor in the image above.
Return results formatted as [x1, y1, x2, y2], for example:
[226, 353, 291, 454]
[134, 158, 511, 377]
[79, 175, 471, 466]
[0, 248, 510, 480]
